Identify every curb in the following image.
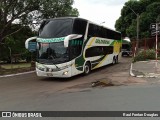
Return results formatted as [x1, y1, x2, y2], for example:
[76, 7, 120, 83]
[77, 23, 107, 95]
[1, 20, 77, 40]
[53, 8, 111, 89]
[130, 63, 160, 78]
[130, 63, 135, 77]
[0, 71, 35, 78]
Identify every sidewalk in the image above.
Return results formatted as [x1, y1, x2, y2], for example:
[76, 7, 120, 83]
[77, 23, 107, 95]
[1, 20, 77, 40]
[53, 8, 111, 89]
[131, 60, 160, 78]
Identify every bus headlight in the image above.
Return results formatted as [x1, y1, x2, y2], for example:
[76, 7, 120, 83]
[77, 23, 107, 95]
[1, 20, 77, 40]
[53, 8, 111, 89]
[63, 71, 68, 75]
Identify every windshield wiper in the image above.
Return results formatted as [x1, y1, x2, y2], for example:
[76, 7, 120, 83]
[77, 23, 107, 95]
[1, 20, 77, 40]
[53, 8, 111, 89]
[48, 57, 60, 70]
[53, 63, 60, 70]
[38, 58, 60, 70]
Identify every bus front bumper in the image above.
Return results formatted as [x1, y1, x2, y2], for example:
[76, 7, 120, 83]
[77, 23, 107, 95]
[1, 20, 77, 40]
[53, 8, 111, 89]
[36, 68, 71, 78]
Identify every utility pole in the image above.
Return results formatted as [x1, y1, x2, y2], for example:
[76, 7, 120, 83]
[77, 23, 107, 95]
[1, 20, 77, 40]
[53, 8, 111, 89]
[156, 23, 158, 67]
[136, 14, 140, 51]
[126, 5, 140, 56]
[150, 23, 160, 69]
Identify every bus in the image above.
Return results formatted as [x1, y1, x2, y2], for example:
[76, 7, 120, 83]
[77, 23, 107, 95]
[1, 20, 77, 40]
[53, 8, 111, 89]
[122, 39, 132, 57]
[25, 17, 122, 78]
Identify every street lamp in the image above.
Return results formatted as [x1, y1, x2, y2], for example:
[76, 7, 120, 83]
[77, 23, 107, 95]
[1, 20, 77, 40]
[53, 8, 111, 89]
[100, 21, 105, 25]
[126, 5, 140, 55]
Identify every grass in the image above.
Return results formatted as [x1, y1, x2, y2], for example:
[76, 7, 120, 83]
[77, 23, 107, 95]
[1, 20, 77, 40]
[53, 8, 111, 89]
[0, 62, 34, 75]
[1, 63, 31, 69]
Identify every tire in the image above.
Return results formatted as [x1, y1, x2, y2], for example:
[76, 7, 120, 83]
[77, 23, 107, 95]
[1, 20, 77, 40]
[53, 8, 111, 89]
[112, 57, 116, 65]
[116, 56, 118, 64]
[84, 62, 91, 75]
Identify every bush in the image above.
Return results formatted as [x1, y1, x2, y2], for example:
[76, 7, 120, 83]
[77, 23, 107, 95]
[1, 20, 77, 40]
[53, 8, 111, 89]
[133, 49, 156, 62]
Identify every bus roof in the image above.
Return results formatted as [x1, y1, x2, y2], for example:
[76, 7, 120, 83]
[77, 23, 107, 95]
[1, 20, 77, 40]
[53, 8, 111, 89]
[43, 17, 121, 34]
[45, 17, 87, 22]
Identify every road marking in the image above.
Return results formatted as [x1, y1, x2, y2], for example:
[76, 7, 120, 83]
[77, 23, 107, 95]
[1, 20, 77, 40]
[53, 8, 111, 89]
[0, 71, 35, 78]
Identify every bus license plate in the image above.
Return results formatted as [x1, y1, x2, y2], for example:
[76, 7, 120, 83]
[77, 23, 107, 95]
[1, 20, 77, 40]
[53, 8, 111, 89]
[47, 73, 53, 77]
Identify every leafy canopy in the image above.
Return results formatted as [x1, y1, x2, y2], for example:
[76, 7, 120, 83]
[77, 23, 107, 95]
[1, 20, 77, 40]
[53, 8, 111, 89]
[115, 0, 160, 39]
[0, 0, 79, 42]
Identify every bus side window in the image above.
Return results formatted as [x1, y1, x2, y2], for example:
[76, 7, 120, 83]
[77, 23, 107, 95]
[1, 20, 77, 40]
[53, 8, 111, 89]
[85, 46, 104, 57]
[73, 19, 87, 36]
[69, 39, 83, 60]
[103, 46, 113, 55]
[88, 24, 103, 38]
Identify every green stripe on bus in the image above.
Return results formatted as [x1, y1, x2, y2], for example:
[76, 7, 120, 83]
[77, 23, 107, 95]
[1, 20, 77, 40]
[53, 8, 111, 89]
[37, 37, 65, 43]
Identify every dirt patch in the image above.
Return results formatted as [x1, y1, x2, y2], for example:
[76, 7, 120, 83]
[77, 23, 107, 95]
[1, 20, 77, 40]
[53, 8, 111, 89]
[58, 71, 149, 94]
[59, 78, 124, 94]
[66, 82, 92, 89]
[91, 78, 114, 87]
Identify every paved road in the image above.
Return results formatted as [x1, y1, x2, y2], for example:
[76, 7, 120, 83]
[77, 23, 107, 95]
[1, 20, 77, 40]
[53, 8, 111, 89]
[0, 58, 160, 120]
[2, 57, 159, 120]
[0, 57, 133, 110]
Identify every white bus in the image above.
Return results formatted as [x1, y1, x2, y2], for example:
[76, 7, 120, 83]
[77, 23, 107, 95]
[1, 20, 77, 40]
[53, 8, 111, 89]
[25, 17, 122, 78]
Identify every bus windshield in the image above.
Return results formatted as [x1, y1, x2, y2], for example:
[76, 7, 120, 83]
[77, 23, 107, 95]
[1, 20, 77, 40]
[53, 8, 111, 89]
[39, 19, 73, 38]
[37, 42, 69, 64]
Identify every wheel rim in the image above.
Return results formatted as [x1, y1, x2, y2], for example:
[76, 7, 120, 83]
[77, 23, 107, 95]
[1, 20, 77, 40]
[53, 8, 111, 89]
[113, 58, 115, 64]
[116, 57, 118, 63]
[85, 65, 89, 74]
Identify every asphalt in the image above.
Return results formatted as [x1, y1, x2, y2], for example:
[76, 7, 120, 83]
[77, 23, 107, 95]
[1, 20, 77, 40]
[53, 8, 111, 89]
[130, 60, 160, 78]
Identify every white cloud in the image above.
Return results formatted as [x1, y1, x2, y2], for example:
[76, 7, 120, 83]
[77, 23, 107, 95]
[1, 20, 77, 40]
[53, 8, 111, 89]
[73, 0, 128, 30]
[80, 0, 127, 6]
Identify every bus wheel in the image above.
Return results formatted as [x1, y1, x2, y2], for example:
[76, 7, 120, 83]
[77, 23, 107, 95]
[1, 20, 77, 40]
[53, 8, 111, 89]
[116, 56, 118, 64]
[112, 57, 116, 65]
[84, 62, 91, 75]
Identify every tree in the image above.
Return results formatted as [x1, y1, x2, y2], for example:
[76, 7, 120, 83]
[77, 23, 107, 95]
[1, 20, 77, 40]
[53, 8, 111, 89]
[115, 0, 160, 39]
[40, 0, 79, 18]
[0, 25, 35, 62]
[115, 0, 142, 37]
[0, 0, 79, 43]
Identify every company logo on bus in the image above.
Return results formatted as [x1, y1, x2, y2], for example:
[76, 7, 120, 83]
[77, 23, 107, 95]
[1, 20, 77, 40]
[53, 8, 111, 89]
[95, 39, 110, 45]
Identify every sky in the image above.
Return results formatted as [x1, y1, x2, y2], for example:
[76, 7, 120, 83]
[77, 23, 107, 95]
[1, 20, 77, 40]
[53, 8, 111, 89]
[73, 0, 129, 30]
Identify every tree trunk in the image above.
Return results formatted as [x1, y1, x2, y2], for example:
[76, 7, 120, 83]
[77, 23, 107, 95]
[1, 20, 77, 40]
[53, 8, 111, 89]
[0, 37, 2, 43]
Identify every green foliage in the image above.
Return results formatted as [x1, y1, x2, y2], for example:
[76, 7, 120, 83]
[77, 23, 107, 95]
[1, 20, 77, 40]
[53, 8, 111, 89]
[40, 0, 79, 18]
[6, 25, 34, 54]
[0, 25, 35, 62]
[115, 0, 142, 37]
[0, 44, 10, 62]
[133, 49, 156, 62]
[0, 0, 79, 62]
[126, 20, 137, 38]
[115, 0, 160, 38]
[0, 0, 79, 42]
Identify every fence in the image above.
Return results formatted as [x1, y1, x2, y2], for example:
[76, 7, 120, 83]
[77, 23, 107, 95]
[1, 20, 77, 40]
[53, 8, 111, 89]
[131, 37, 160, 58]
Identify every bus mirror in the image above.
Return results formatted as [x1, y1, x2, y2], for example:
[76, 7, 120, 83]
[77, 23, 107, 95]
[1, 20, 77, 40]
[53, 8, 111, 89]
[25, 37, 37, 51]
[64, 37, 69, 48]
[37, 43, 40, 50]
[64, 34, 82, 48]
[28, 42, 37, 52]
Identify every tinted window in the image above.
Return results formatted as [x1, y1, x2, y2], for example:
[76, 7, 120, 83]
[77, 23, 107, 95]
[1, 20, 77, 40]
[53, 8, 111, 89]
[85, 46, 102, 57]
[69, 39, 83, 60]
[85, 46, 113, 57]
[103, 46, 113, 54]
[88, 24, 100, 37]
[88, 23, 121, 40]
[73, 19, 87, 35]
[39, 19, 73, 38]
[37, 42, 69, 64]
